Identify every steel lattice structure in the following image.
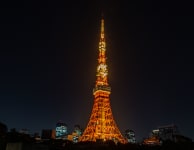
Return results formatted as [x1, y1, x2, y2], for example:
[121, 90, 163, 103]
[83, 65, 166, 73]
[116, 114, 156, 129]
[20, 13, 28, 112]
[79, 18, 127, 144]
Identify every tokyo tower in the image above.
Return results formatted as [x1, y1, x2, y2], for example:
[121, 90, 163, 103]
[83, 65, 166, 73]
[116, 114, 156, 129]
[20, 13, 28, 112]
[79, 18, 127, 144]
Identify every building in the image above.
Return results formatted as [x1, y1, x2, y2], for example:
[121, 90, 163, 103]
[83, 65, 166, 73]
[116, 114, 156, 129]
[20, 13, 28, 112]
[158, 124, 179, 141]
[55, 121, 68, 139]
[67, 125, 82, 143]
[19, 129, 29, 135]
[41, 129, 53, 140]
[0, 122, 7, 150]
[143, 124, 192, 145]
[79, 18, 127, 144]
[125, 129, 136, 143]
[33, 132, 41, 141]
[0, 122, 7, 137]
[72, 125, 82, 143]
[143, 136, 161, 145]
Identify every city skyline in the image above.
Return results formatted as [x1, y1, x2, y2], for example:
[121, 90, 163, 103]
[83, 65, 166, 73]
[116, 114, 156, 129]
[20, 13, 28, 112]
[0, 1, 194, 141]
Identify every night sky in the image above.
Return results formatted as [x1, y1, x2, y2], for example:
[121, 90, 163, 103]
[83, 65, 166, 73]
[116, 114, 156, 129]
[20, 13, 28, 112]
[0, 0, 194, 141]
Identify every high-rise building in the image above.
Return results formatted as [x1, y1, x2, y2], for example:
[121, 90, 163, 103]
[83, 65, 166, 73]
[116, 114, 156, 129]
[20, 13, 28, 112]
[79, 18, 127, 144]
[125, 129, 136, 143]
[67, 125, 82, 143]
[73, 125, 82, 137]
[143, 124, 182, 145]
[158, 124, 179, 141]
[55, 121, 68, 139]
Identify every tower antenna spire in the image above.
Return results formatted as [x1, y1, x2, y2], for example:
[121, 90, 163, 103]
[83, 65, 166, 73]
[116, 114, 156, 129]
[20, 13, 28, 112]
[101, 12, 104, 19]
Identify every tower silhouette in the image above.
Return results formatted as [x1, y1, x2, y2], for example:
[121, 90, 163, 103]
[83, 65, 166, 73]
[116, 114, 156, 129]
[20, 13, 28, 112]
[79, 18, 127, 144]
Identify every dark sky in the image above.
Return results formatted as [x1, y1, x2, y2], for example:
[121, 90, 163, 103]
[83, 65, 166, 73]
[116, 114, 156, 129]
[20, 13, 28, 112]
[0, 0, 194, 141]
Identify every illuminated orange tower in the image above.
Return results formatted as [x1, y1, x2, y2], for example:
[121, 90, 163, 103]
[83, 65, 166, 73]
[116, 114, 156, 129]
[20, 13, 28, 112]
[79, 18, 127, 144]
